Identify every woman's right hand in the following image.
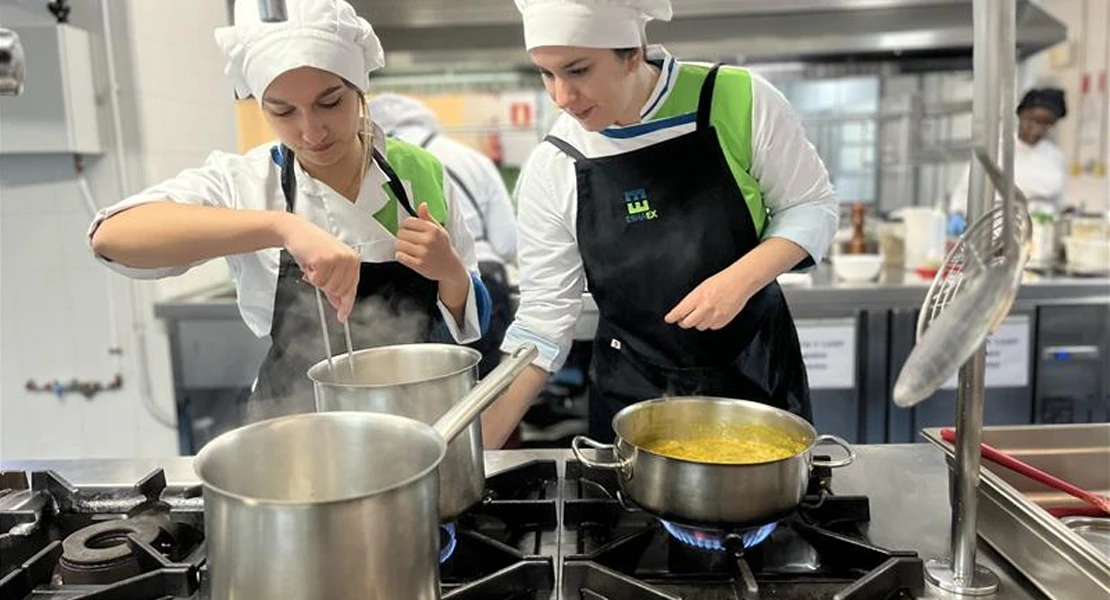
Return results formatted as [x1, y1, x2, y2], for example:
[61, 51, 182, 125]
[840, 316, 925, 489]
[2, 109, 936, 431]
[277, 213, 361, 322]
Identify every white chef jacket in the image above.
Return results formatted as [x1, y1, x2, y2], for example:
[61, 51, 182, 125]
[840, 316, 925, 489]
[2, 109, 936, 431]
[390, 124, 519, 266]
[87, 130, 482, 344]
[501, 46, 838, 372]
[949, 137, 1067, 214]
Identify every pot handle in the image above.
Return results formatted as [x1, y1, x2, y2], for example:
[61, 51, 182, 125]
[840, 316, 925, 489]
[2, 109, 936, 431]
[812, 435, 856, 468]
[571, 436, 630, 472]
[433, 343, 538, 443]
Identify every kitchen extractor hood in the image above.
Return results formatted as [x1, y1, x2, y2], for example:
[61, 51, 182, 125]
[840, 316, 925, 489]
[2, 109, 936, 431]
[338, 0, 1066, 73]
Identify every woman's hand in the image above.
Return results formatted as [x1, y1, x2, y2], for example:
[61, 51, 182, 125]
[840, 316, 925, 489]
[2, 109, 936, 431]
[396, 203, 467, 284]
[396, 203, 470, 325]
[664, 269, 753, 331]
[278, 213, 361, 321]
[664, 237, 810, 331]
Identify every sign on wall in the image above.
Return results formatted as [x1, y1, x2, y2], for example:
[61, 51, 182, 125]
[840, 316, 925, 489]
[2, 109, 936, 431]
[796, 318, 857, 390]
[941, 314, 1031, 389]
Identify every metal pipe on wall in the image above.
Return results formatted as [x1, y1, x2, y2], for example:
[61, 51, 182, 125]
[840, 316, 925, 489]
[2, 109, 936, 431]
[100, 0, 176, 428]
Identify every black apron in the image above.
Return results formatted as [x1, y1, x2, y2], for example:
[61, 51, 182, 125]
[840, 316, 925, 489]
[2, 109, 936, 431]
[545, 64, 812, 442]
[245, 144, 439, 422]
[418, 131, 513, 378]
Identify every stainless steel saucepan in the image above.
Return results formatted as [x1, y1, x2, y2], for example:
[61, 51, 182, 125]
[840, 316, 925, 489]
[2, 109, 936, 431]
[195, 343, 537, 600]
[572, 396, 855, 528]
[309, 343, 487, 520]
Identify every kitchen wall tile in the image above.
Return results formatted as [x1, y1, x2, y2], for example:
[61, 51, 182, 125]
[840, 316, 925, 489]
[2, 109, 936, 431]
[2, 0, 236, 460]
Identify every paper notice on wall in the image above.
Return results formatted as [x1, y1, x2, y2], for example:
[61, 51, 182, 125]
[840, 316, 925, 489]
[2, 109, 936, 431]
[941, 314, 1030, 389]
[796, 319, 856, 390]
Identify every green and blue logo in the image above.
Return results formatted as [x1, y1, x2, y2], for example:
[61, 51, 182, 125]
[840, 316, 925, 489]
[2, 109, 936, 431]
[623, 188, 657, 223]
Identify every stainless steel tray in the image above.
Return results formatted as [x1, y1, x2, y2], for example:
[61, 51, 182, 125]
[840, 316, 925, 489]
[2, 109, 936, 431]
[922, 423, 1110, 600]
[1060, 517, 1110, 560]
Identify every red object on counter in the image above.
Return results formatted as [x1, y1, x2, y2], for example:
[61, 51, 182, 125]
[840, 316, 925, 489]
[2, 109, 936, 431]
[939, 427, 1110, 515]
[914, 265, 939, 279]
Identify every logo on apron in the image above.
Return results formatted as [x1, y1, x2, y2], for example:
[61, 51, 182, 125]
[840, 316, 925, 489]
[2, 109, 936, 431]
[622, 188, 658, 223]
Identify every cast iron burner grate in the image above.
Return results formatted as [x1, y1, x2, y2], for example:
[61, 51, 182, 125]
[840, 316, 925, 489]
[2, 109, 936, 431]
[561, 458, 924, 600]
[2, 460, 562, 600]
[0, 469, 206, 600]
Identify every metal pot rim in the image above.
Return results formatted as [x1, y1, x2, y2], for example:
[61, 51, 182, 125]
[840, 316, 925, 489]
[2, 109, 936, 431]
[307, 343, 482, 388]
[193, 411, 447, 506]
[609, 396, 820, 466]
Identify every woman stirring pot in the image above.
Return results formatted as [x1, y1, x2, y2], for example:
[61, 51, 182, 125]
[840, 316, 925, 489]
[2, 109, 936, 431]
[89, 0, 488, 421]
[482, 0, 839, 446]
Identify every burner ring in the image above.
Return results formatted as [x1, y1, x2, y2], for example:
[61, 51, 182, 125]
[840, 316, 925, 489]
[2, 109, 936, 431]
[661, 519, 778, 552]
[59, 517, 162, 584]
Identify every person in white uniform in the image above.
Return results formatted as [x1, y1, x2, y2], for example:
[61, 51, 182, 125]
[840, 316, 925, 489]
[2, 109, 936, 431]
[949, 87, 1069, 228]
[369, 93, 519, 376]
[88, 0, 486, 421]
[481, 0, 839, 447]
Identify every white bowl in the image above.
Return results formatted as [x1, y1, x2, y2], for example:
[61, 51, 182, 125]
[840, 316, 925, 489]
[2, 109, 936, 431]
[1064, 236, 1110, 274]
[831, 253, 884, 283]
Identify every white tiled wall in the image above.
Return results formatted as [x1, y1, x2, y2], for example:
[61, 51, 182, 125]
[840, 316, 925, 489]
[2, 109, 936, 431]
[0, 0, 237, 459]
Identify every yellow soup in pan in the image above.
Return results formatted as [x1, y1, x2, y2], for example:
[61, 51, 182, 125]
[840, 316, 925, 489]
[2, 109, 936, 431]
[640, 423, 808, 464]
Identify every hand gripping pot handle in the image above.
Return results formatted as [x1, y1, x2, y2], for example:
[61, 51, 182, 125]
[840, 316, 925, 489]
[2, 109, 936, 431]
[571, 436, 631, 474]
[433, 343, 538, 443]
[811, 434, 856, 468]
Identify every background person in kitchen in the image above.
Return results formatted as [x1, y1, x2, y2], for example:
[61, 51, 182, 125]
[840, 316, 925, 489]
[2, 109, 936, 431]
[948, 87, 1070, 230]
[88, 0, 487, 421]
[370, 93, 519, 378]
[481, 0, 839, 447]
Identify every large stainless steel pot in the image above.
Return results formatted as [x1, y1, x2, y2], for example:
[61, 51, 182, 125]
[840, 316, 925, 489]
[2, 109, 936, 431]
[194, 344, 537, 600]
[571, 396, 855, 527]
[308, 344, 484, 520]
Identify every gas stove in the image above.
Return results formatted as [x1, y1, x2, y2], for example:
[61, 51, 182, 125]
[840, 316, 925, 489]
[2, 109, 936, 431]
[0, 461, 558, 600]
[1, 454, 923, 600]
[561, 458, 925, 600]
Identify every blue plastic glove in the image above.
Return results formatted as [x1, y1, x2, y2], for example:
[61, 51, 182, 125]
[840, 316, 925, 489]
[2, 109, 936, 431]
[947, 212, 967, 237]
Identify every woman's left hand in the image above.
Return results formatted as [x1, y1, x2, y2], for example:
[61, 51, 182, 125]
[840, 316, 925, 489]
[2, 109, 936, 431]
[396, 203, 467, 283]
[664, 269, 752, 331]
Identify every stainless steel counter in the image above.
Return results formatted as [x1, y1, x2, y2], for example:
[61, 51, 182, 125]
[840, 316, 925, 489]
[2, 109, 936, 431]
[153, 265, 1109, 322]
[782, 266, 1109, 316]
[0, 444, 1056, 599]
[149, 264, 1107, 454]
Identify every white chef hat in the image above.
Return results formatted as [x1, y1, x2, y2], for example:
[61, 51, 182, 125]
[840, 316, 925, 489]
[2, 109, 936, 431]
[513, 0, 672, 51]
[367, 93, 441, 133]
[215, 0, 385, 101]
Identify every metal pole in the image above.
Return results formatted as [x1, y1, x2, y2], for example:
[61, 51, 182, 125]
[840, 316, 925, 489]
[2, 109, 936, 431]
[970, 0, 998, 221]
[998, 0, 1017, 256]
[922, 1, 1008, 595]
[951, 350, 989, 583]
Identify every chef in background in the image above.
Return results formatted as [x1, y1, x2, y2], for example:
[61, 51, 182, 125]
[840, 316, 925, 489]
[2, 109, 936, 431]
[949, 87, 1069, 231]
[370, 93, 519, 376]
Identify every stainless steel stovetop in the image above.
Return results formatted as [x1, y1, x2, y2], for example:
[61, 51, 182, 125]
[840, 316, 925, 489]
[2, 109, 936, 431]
[0, 448, 1053, 600]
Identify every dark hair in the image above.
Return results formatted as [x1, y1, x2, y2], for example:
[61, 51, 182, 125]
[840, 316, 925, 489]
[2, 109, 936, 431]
[1018, 87, 1067, 119]
[612, 47, 644, 61]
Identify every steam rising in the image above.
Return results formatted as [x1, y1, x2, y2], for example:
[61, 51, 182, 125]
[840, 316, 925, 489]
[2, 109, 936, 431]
[246, 283, 432, 423]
